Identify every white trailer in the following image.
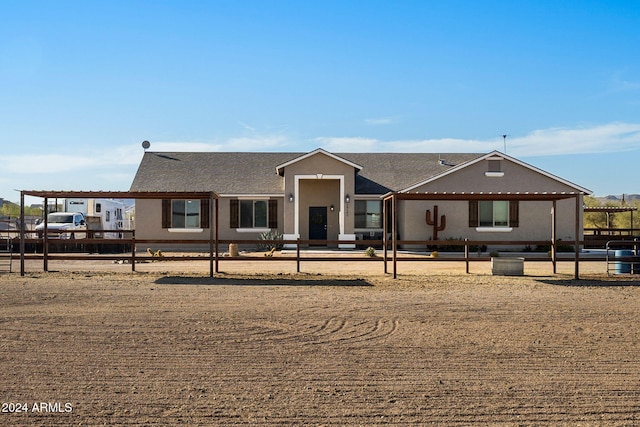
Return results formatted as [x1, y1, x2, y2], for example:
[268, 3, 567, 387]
[64, 199, 127, 238]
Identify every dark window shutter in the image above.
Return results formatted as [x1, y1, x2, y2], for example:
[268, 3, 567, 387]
[268, 200, 278, 229]
[230, 199, 239, 228]
[468, 200, 478, 227]
[509, 200, 519, 227]
[162, 199, 171, 228]
[200, 199, 210, 229]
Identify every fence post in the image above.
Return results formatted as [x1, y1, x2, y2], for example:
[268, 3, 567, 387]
[465, 238, 469, 274]
[131, 229, 136, 272]
[296, 238, 300, 273]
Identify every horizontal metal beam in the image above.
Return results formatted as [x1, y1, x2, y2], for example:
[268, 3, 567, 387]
[386, 192, 582, 201]
[21, 190, 219, 199]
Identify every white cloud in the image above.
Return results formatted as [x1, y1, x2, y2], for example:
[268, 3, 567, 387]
[144, 141, 224, 152]
[508, 123, 640, 156]
[315, 137, 379, 152]
[3, 122, 639, 200]
[316, 122, 640, 157]
[148, 134, 290, 153]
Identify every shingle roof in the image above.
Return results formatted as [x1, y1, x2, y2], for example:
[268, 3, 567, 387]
[129, 151, 483, 195]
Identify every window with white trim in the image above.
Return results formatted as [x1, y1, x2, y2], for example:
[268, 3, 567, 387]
[240, 200, 267, 228]
[479, 200, 508, 227]
[469, 200, 519, 228]
[230, 199, 277, 229]
[172, 199, 201, 228]
[355, 200, 382, 229]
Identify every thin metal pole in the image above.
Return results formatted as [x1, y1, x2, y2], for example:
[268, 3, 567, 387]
[43, 197, 48, 272]
[215, 197, 219, 274]
[575, 194, 580, 280]
[392, 194, 397, 279]
[465, 238, 469, 274]
[209, 193, 214, 278]
[20, 191, 25, 276]
[383, 197, 388, 274]
[296, 238, 300, 273]
[552, 200, 557, 274]
[131, 229, 136, 272]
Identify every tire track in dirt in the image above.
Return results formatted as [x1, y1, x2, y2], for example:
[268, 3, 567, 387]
[207, 315, 399, 348]
[3, 273, 640, 425]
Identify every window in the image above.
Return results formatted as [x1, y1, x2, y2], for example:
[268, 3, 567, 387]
[469, 200, 519, 229]
[355, 200, 382, 229]
[161, 199, 209, 229]
[240, 200, 267, 228]
[172, 200, 201, 228]
[485, 158, 504, 177]
[230, 199, 278, 229]
[479, 200, 508, 227]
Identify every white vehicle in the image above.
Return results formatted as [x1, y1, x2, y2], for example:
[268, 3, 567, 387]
[34, 212, 87, 239]
[64, 198, 127, 238]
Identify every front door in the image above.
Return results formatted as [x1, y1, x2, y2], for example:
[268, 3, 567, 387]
[309, 207, 327, 243]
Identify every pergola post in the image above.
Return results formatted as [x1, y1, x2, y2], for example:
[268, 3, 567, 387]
[209, 192, 215, 278]
[215, 197, 219, 274]
[551, 200, 557, 274]
[392, 193, 397, 279]
[383, 197, 388, 274]
[43, 197, 48, 272]
[575, 194, 580, 280]
[20, 191, 25, 276]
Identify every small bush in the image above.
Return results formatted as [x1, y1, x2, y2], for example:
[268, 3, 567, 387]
[257, 230, 283, 251]
[364, 247, 377, 257]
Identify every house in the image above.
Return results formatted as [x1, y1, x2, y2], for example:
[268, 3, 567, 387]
[129, 148, 591, 250]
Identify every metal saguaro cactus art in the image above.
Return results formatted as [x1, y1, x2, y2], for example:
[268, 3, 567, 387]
[425, 205, 446, 241]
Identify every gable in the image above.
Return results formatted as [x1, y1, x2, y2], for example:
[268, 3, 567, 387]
[275, 149, 362, 175]
[402, 151, 592, 194]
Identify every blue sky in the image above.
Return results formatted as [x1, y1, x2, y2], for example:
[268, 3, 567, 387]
[2, 0, 639, 204]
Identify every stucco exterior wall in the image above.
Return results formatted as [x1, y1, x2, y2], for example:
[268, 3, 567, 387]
[134, 197, 285, 251]
[397, 198, 581, 249]
[395, 157, 585, 249]
[281, 152, 356, 238]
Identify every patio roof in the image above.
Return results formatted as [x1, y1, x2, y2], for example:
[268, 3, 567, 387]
[21, 190, 218, 200]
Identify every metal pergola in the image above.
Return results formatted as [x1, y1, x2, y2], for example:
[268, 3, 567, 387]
[19, 190, 219, 277]
[382, 191, 585, 279]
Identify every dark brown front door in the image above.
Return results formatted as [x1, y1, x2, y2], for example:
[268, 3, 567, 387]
[309, 207, 327, 243]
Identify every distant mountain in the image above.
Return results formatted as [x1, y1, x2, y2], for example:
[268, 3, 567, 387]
[596, 194, 640, 203]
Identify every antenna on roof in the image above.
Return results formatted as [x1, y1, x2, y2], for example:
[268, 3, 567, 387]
[142, 140, 151, 151]
[502, 134, 507, 153]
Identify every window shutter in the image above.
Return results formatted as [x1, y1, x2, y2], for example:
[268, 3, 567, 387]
[200, 199, 210, 229]
[268, 199, 278, 229]
[162, 199, 171, 228]
[468, 200, 479, 227]
[509, 200, 519, 227]
[230, 199, 239, 228]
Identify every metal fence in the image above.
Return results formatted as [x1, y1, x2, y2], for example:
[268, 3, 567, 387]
[5, 228, 625, 279]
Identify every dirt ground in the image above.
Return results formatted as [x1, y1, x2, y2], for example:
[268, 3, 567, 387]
[2, 256, 640, 425]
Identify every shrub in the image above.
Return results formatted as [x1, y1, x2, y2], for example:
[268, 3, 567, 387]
[257, 230, 283, 251]
[364, 247, 377, 257]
